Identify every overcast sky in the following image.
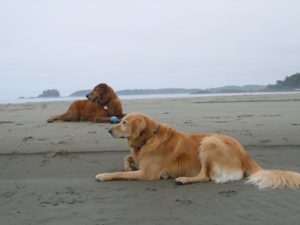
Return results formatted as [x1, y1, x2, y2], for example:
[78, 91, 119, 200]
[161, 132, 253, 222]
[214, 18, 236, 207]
[0, 0, 299, 97]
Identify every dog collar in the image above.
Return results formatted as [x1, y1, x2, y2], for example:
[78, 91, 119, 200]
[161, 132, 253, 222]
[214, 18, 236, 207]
[132, 124, 160, 150]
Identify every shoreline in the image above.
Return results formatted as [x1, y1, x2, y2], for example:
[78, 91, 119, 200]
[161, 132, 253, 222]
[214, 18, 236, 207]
[1, 90, 300, 105]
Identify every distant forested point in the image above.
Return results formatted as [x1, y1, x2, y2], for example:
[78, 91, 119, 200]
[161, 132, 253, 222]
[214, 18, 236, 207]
[37, 89, 60, 98]
[266, 73, 300, 91]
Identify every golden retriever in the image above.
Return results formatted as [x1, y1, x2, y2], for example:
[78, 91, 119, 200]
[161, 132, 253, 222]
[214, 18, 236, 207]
[47, 83, 125, 123]
[95, 113, 300, 189]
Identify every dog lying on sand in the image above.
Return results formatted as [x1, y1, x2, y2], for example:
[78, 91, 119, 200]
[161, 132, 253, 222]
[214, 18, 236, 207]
[96, 113, 300, 189]
[47, 83, 124, 123]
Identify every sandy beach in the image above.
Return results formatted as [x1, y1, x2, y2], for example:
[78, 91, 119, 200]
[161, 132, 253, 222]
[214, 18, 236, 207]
[1, 93, 300, 225]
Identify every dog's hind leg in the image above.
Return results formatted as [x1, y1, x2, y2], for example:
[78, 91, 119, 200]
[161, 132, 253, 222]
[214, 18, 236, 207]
[47, 112, 77, 123]
[175, 141, 212, 184]
[47, 115, 62, 123]
[47, 114, 64, 123]
[47, 102, 80, 123]
[175, 163, 210, 184]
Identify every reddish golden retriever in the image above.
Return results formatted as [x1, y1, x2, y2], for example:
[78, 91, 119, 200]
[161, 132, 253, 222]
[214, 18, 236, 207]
[47, 83, 124, 123]
[96, 113, 300, 189]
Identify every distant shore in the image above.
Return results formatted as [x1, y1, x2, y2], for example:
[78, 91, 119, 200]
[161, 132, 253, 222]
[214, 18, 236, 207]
[2, 90, 300, 105]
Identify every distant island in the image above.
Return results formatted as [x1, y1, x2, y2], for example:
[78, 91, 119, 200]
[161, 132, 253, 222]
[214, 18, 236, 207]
[37, 89, 60, 98]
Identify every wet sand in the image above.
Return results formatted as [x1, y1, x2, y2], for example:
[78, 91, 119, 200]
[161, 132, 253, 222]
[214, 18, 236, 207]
[1, 93, 300, 225]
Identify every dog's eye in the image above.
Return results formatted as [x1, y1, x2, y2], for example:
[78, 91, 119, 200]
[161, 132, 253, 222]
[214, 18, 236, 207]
[122, 121, 127, 125]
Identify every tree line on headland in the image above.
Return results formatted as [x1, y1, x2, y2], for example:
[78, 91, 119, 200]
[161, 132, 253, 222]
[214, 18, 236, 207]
[32, 72, 300, 98]
[265, 73, 300, 91]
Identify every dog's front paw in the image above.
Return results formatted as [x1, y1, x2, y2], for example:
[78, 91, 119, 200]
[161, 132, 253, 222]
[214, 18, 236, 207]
[47, 118, 54, 123]
[95, 173, 111, 181]
[175, 177, 189, 185]
[160, 172, 169, 180]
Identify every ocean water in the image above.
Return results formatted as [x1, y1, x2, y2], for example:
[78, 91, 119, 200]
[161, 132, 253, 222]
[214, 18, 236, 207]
[0, 93, 190, 104]
[0, 91, 298, 104]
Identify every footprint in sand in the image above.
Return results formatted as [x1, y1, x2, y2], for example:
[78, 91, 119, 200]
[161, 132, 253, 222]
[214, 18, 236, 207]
[175, 199, 193, 205]
[218, 190, 238, 197]
[259, 139, 271, 144]
[291, 123, 300, 126]
[23, 136, 34, 142]
[0, 121, 14, 124]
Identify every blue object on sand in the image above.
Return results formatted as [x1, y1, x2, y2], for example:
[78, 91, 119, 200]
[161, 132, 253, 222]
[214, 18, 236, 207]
[110, 116, 119, 124]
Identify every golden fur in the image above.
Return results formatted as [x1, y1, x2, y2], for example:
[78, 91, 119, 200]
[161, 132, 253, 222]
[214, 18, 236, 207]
[96, 113, 300, 189]
[47, 83, 124, 123]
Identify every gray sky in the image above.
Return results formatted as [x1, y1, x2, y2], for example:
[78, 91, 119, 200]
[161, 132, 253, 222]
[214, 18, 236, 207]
[0, 0, 299, 97]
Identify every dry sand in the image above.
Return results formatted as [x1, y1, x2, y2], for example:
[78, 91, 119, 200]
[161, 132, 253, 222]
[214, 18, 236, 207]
[1, 93, 300, 225]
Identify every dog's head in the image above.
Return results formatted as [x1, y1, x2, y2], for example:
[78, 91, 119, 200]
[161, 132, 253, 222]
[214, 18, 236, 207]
[108, 113, 159, 140]
[86, 83, 114, 105]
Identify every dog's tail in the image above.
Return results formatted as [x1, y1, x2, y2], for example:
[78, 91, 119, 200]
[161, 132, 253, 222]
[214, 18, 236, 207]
[244, 154, 300, 189]
[248, 169, 300, 189]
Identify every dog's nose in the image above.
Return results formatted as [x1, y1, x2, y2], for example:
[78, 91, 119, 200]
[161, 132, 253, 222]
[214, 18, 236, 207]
[85, 94, 89, 99]
[108, 128, 113, 134]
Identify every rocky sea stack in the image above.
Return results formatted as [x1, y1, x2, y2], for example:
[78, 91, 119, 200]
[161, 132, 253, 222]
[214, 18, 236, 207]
[37, 89, 60, 98]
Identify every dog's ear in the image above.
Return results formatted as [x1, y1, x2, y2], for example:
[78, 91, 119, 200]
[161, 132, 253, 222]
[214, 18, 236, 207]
[130, 117, 147, 140]
[99, 93, 112, 105]
[140, 117, 157, 139]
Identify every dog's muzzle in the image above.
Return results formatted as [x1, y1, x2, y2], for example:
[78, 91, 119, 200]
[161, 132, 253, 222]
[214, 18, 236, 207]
[87, 95, 99, 103]
[108, 128, 125, 138]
